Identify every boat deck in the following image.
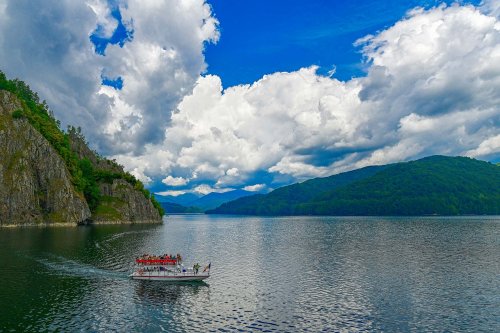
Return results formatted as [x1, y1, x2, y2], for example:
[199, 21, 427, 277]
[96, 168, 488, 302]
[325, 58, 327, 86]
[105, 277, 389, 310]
[130, 270, 209, 281]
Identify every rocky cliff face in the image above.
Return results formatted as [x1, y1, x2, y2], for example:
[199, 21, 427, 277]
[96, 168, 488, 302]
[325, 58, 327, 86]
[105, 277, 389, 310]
[68, 130, 162, 224]
[0, 91, 91, 225]
[0, 90, 161, 226]
[94, 179, 162, 223]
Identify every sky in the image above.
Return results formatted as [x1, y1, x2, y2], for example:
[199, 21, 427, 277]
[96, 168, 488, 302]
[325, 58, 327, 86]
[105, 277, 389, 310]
[0, 0, 499, 197]
[205, 0, 481, 85]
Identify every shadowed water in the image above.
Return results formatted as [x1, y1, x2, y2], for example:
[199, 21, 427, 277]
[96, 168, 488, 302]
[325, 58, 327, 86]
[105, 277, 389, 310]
[0, 215, 499, 332]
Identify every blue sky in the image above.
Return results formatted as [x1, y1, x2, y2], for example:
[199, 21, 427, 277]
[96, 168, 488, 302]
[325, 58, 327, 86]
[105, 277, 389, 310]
[204, 0, 481, 86]
[93, 0, 481, 87]
[0, 0, 497, 197]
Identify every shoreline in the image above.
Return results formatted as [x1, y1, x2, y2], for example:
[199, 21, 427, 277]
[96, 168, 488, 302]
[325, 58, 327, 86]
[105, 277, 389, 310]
[0, 220, 163, 228]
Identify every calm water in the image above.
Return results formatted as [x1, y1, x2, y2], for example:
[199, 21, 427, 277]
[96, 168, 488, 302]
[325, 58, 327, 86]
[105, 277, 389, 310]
[0, 216, 499, 332]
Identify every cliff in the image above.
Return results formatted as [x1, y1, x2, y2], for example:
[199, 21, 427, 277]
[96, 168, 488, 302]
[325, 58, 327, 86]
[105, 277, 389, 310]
[0, 81, 162, 226]
[95, 179, 161, 223]
[0, 90, 90, 224]
[68, 132, 162, 224]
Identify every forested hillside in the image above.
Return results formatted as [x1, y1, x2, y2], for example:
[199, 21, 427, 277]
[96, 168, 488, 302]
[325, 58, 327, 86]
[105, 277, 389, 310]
[209, 156, 500, 216]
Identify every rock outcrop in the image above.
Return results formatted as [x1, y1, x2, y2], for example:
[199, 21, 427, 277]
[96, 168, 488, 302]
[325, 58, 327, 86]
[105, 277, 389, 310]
[67, 129, 162, 224]
[93, 179, 161, 224]
[0, 91, 91, 225]
[0, 90, 162, 226]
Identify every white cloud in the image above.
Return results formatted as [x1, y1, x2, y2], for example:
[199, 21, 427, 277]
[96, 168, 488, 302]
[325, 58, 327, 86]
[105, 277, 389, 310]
[121, 3, 499, 191]
[130, 166, 152, 184]
[0, 1, 498, 194]
[162, 175, 189, 186]
[155, 190, 186, 197]
[466, 134, 500, 157]
[87, 0, 118, 39]
[243, 184, 266, 192]
[0, 0, 218, 155]
[194, 184, 233, 195]
[482, 0, 500, 17]
[98, 0, 219, 154]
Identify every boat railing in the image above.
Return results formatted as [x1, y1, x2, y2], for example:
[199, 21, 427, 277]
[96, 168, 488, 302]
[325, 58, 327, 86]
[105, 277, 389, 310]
[135, 268, 208, 277]
[135, 259, 178, 265]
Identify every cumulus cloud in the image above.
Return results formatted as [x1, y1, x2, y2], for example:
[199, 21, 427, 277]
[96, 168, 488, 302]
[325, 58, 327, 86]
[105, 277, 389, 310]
[1, 1, 498, 195]
[243, 184, 266, 192]
[0, 0, 218, 155]
[466, 134, 500, 158]
[155, 190, 187, 197]
[482, 0, 500, 17]
[162, 176, 189, 187]
[87, 0, 118, 39]
[114, 3, 500, 193]
[194, 184, 232, 195]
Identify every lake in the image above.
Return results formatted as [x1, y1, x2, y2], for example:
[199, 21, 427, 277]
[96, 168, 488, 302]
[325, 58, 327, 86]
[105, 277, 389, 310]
[0, 215, 499, 332]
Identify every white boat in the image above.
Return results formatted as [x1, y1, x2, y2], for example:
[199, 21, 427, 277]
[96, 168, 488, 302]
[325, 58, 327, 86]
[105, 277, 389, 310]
[130, 255, 210, 282]
[129, 270, 209, 281]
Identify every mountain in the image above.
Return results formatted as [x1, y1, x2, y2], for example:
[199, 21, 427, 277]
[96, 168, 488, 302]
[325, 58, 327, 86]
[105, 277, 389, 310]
[207, 165, 387, 215]
[190, 189, 254, 211]
[208, 156, 500, 216]
[159, 202, 203, 214]
[0, 71, 163, 225]
[155, 192, 201, 206]
[156, 190, 253, 212]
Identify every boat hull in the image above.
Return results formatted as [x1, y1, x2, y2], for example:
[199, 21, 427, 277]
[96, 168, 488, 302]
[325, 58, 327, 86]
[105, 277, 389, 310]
[130, 272, 209, 281]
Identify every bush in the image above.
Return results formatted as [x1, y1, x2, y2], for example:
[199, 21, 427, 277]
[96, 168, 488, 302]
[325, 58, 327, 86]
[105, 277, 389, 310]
[78, 158, 101, 211]
[11, 109, 24, 119]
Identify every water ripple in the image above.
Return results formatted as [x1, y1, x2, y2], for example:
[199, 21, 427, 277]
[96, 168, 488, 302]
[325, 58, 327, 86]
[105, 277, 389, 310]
[0, 216, 499, 332]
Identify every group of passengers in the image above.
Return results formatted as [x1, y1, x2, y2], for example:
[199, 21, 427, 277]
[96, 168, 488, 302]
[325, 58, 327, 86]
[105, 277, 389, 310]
[136, 253, 182, 262]
[138, 266, 173, 273]
[137, 265, 199, 274]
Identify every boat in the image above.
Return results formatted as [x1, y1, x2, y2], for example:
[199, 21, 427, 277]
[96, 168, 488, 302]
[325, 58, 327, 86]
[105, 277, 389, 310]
[130, 254, 210, 281]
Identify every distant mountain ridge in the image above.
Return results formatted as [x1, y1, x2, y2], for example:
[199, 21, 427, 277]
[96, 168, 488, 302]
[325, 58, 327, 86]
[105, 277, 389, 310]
[208, 156, 500, 216]
[159, 202, 202, 214]
[157, 189, 254, 213]
[190, 189, 253, 211]
[155, 193, 201, 206]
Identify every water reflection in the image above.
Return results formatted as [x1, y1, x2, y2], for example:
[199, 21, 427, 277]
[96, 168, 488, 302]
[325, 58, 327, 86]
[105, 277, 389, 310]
[134, 281, 209, 305]
[0, 216, 499, 332]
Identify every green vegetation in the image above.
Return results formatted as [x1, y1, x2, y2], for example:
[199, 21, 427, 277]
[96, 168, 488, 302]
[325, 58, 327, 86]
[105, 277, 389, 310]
[11, 109, 24, 119]
[208, 164, 387, 215]
[93, 196, 126, 220]
[78, 158, 101, 211]
[0, 70, 164, 217]
[209, 156, 500, 216]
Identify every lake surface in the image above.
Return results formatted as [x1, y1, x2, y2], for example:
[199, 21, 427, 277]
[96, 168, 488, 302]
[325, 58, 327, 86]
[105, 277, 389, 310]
[0, 215, 499, 332]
